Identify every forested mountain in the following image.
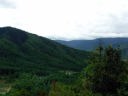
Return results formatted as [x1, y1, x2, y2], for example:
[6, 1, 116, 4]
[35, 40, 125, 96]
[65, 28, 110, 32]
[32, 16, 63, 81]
[56, 38, 128, 58]
[0, 27, 127, 96]
[0, 27, 89, 75]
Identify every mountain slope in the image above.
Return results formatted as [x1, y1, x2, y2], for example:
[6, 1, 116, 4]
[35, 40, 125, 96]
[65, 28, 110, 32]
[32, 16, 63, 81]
[0, 27, 89, 75]
[56, 38, 128, 58]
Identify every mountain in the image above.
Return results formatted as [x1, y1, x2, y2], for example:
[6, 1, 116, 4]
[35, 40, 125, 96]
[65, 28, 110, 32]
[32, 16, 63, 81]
[56, 38, 128, 58]
[0, 27, 89, 76]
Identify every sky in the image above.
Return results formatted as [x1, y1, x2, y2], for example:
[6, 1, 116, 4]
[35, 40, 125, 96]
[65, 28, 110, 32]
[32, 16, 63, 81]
[0, 0, 128, 40]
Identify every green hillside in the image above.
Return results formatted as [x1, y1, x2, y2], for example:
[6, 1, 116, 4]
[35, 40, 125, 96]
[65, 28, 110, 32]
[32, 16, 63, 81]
[0, 27, 89, 76]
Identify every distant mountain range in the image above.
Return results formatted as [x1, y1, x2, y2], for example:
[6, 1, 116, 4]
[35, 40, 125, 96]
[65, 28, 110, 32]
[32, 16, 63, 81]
[56, 38, 128, 58]
[0, 27, 89, 75]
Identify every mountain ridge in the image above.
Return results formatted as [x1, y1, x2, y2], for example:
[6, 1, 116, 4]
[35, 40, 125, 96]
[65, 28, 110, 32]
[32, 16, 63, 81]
[56, 38, 128, 58]
[0, 27, 89, 75]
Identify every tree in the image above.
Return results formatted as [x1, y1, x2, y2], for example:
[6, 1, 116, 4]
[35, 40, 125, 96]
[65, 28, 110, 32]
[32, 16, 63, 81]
[84, 46, 126, 96]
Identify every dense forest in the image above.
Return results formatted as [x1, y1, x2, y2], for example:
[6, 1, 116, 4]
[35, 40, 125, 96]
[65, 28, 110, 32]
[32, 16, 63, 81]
[0, 46, 127, 96]
[0, 27, 90, 75]
[0, 27, 127, 96]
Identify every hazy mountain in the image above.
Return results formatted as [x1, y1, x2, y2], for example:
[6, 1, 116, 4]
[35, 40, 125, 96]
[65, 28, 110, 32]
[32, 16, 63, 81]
[0, 27, 89, 75]
[56, 38, 128, 58]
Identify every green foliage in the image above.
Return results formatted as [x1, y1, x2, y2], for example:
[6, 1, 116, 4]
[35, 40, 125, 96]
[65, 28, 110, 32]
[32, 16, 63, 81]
[84, 46, 128, 96]
[0, 27, 89, 76]
[0, 27, 127, 96]
[1, 47, 127, 96]
[7, 73, 50, 96]
[4, 72, 79, 96]
[49, 82, 75, 96]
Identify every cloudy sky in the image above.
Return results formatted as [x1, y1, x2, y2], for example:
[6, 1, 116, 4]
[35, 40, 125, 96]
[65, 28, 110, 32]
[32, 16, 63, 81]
[0, 0, 128, 40]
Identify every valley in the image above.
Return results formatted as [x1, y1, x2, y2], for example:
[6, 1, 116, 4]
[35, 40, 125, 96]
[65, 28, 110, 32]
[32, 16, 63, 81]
[0, 27, 127, 96]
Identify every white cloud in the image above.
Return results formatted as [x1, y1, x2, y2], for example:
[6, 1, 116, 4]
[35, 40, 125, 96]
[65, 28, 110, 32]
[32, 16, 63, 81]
[0, 0, 16, 8]
[0, 0, 128, 40]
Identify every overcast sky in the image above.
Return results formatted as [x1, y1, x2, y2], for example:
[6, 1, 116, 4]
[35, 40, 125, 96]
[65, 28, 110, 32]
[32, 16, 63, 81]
[0, 0, 128, 40]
